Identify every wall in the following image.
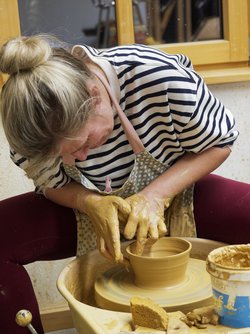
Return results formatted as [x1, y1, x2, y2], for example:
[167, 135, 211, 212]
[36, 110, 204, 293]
[0, 80, 249, 310]
[208, 82, 250, 182]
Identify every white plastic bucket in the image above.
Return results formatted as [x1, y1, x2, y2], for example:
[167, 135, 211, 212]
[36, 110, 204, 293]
[206, 244, 250, 328]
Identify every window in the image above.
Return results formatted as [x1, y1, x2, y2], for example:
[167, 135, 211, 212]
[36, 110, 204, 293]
[1, 0, 250, 85]
[115, 0, 250, 83]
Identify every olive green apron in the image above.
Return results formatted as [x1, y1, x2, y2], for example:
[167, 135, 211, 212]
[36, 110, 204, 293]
[63, 71, 196, 257]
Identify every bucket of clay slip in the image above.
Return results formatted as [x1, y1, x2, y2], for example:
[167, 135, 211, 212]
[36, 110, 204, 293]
[206, 244, 250, 328]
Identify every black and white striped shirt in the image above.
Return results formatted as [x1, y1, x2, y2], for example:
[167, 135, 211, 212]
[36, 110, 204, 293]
[11, 44, 238, 191]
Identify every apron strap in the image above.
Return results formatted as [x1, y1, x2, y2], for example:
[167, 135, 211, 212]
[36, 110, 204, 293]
[92, 69, 145, 154]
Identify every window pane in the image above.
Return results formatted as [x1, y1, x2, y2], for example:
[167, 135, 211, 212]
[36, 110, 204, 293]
[18, 0, 118, 47]
[133, 0, 223, 45]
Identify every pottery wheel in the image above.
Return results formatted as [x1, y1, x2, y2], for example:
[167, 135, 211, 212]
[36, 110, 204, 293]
[95, 258, 213, 313]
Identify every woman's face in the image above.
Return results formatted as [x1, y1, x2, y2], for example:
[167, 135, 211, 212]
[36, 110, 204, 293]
[59, 78, 114, 164]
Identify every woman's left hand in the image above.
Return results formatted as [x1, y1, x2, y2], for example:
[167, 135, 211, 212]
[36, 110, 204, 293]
[122, 194, 172, 254]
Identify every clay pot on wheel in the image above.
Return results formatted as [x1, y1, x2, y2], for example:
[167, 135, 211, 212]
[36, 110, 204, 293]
[126, 237, 192, 289]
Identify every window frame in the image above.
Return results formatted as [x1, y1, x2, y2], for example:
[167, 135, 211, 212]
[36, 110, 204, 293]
[0, 0, 249, 84]
[115, 0, 250, 84]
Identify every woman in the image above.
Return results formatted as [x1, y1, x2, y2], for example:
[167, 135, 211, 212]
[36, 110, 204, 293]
[0, 35, 249, 333]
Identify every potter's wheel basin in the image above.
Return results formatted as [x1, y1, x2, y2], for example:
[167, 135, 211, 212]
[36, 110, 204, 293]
[59, 238, 227, 308]
[57, 238, 228, 334]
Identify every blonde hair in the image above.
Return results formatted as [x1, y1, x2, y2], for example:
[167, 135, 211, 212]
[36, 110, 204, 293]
[0, 34, 94, 178]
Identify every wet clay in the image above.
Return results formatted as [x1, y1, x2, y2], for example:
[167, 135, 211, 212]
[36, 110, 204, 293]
[94, 258, 213, 313]
[83, 194, 131, 260]
[123, 194, 169, 245]
[212, 245, 250, 268]
[95, 238, 213, 314]
[126, 237, 192, 288]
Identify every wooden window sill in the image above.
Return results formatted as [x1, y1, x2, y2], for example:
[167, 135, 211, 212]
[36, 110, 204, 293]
[197, 66, 250, 85]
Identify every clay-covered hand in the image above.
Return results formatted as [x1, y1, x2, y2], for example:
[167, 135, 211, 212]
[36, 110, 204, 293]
[83, 194, 131, 262]
[123, 194, 172, 255]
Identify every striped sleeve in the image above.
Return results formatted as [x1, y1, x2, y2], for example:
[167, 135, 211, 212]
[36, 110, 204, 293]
[10, 150, 71, 192]
[177, 75, 238, 152]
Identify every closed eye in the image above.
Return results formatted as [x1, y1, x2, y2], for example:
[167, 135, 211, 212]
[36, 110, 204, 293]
[72, 137, 90, 154]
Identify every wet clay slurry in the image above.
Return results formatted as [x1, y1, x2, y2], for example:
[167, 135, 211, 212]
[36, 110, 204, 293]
[211, 245, 250, 268]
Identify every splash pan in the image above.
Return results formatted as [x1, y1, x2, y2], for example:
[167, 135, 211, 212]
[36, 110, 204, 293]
[95, 258, 213, 313]
[57, 238, 242, 334]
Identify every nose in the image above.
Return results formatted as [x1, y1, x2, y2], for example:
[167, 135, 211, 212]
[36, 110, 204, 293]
[72, 147, 89, 161]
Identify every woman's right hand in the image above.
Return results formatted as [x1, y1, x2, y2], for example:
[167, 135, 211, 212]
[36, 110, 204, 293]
[82, 193, 131, 262]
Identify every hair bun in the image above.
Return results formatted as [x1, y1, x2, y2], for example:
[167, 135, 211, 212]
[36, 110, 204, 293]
[0, 35, 52, 75]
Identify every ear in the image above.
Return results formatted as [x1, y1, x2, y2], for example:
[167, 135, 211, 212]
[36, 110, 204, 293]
[87, 82, 102, 105]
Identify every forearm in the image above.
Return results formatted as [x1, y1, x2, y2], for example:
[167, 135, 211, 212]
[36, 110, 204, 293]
[141, 146, 231, 199]
[44, 181, 97, 213]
